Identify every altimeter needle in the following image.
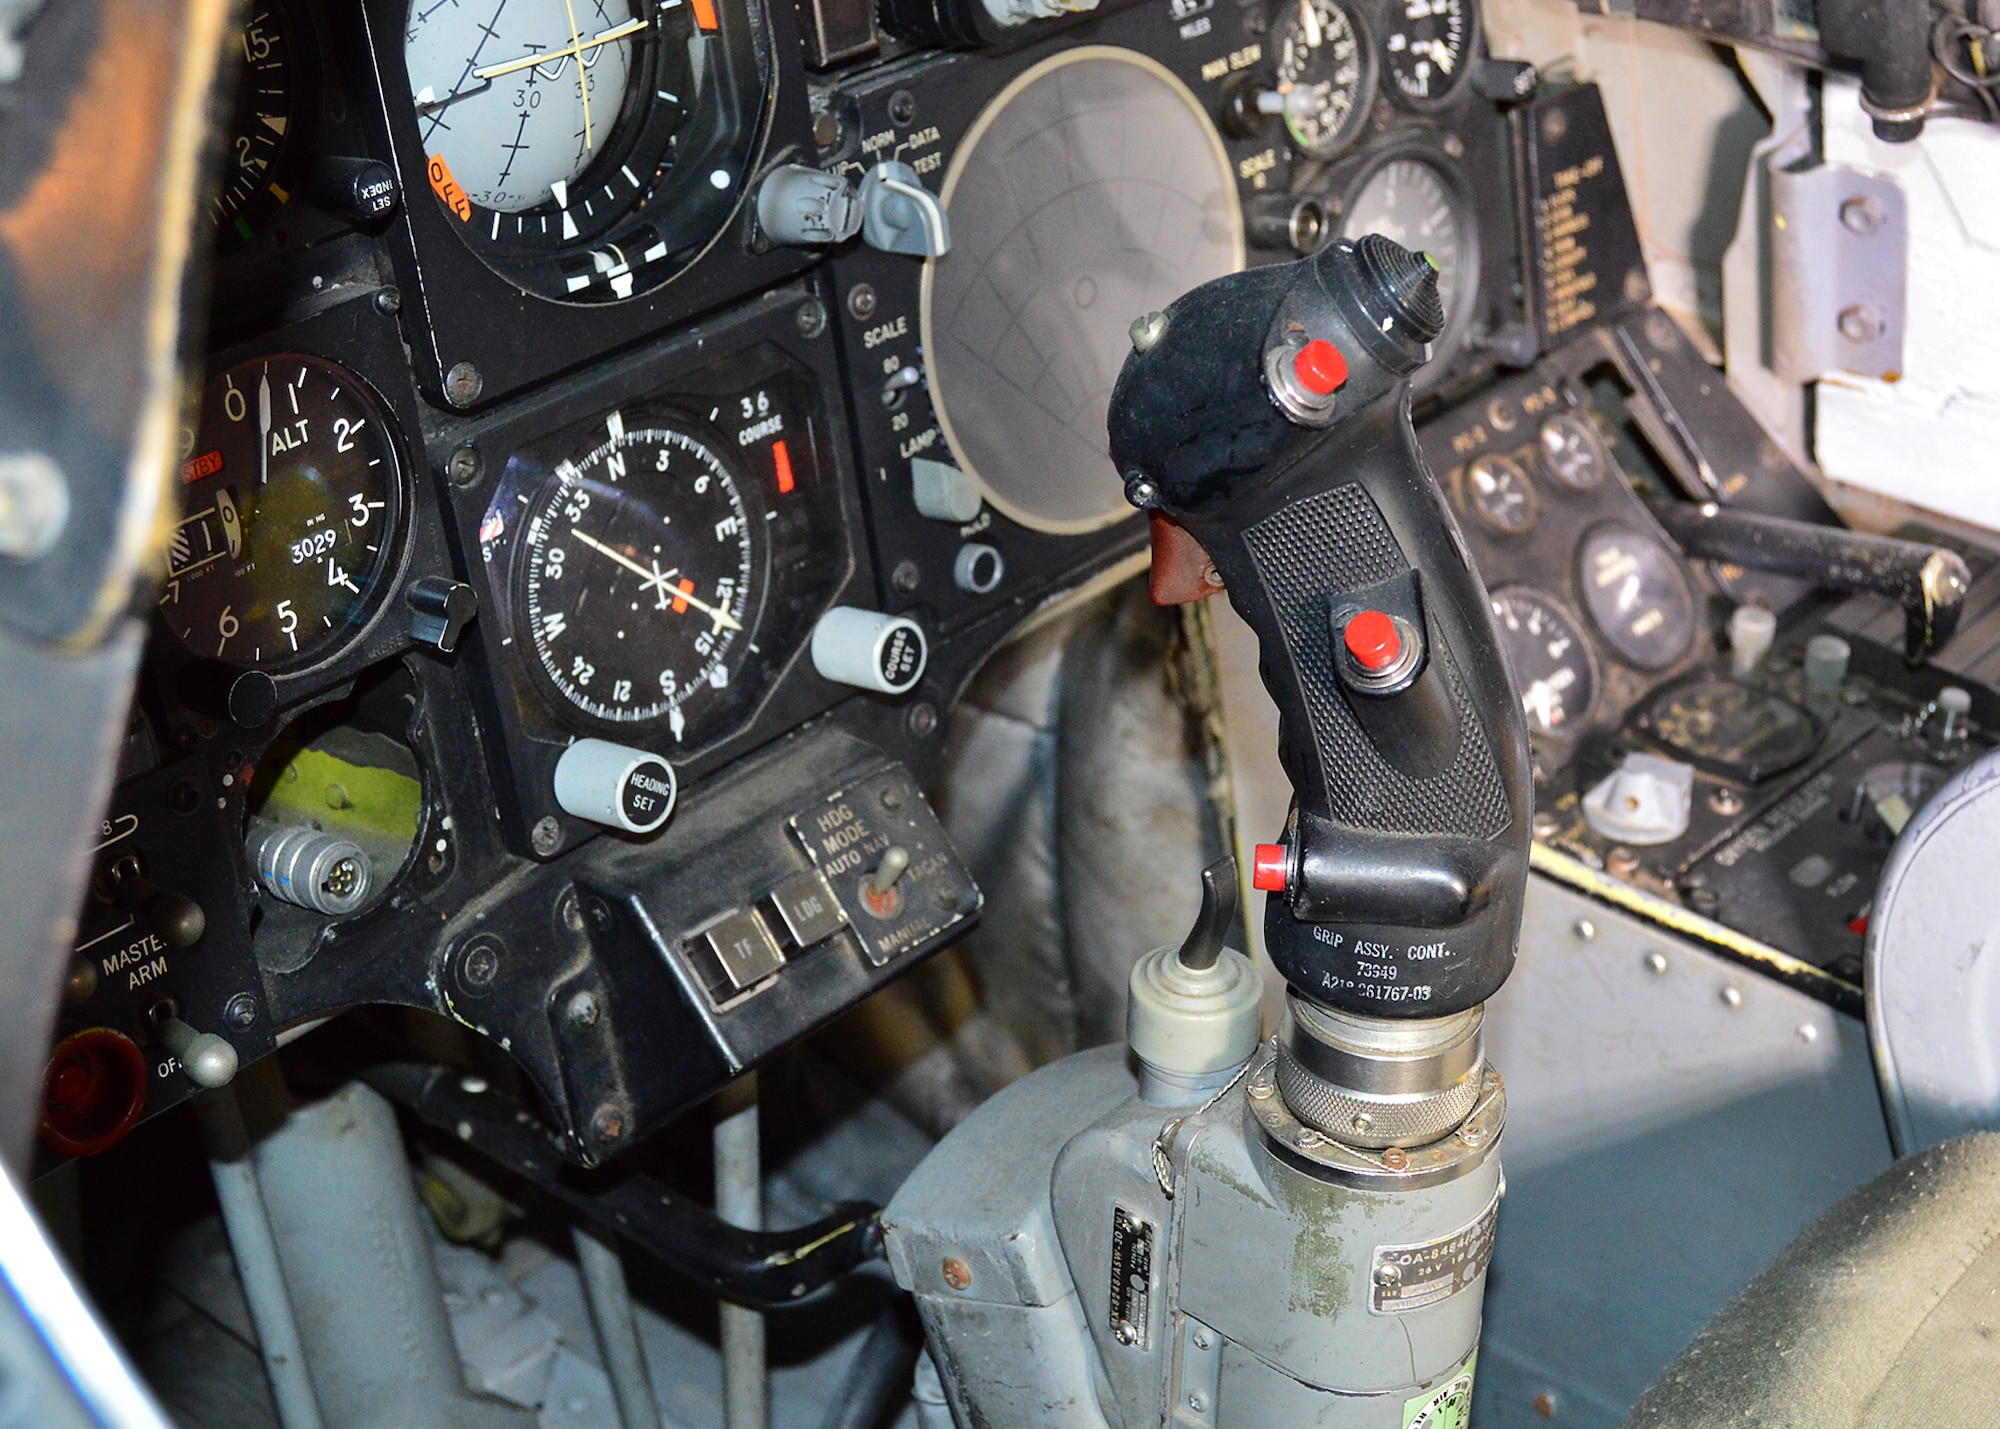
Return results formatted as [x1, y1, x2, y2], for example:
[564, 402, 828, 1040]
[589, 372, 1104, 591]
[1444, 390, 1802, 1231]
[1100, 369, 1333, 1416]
[569, 528, 742, 630]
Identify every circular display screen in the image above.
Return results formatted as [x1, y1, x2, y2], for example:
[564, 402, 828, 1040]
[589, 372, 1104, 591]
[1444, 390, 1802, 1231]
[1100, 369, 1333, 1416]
[1577, 523, 1696, 670]
[922, 48, 1244, 534]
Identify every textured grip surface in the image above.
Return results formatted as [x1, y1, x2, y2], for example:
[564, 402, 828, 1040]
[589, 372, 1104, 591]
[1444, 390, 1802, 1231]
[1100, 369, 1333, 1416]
[1243, 485, 1510, 839]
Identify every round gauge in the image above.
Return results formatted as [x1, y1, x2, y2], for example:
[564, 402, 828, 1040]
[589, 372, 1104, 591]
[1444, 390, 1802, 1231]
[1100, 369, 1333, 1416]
[162, 357, 403, 669]
[1271, 0, 1375, 159]
[1635, 670, 1819, 781]
[924, 48, 1243, 534]
[1577, 523, 1696, 670]
[1464, 454, 1535, 534]
[1382, 0, 1474, 108]
[1490, 589, 1595, 736]
[1539, 410, 1609, 491]
[1340, 152, 1477, 387]
[213, 0, 315, 244]
[403, 0, 769, 302]
[515, 418, 766, 742]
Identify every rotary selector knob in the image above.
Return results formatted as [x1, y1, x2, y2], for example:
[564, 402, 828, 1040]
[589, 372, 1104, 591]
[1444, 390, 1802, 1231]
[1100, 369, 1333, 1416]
[811, 607, 928, 694]
[553, 739, 678, 835]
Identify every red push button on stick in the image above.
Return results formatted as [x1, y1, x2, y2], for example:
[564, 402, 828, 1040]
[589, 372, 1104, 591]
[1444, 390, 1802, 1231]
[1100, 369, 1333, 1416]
[1344, 609, 1402, 672]
[1293, 339, 1348, 396]
[1252, 843, 1289, 892]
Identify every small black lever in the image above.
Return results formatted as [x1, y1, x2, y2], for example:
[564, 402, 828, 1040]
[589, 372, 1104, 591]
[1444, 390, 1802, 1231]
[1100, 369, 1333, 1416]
[1176, 856, 1238, 973]
[1649, 501, 1971, 662]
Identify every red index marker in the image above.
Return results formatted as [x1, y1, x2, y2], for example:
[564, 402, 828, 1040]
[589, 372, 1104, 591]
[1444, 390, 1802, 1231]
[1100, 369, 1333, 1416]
[1294, 339, 1348, 396]
[1344, 609, 1401, 672]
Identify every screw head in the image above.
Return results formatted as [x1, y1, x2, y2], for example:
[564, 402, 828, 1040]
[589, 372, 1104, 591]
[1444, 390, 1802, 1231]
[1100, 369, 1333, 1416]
[225, 993, 259, 1029]
[1296, 1128, 1324, 1149]
[880, 787, 905, 811]
[457, 937, 501, 990]
[812, 110, 841, 149]
[1797, 1022, 1819, 1044]
[795, 298, 828, 339]
[891, 559, 921, 594]
[1839, 195, 1886, 234]
[590, 1104, 624, 1142]
[1373, 1262, 1402, 1287]
[1838, 304, 1886, 344]
[887, 89, 917, 125]
[531, 816, 563, 857]
[1720, 984, 1744, 1008]
[847, 283, 878, 320]
[1606, 847, 1640, 878]
[1113, 1322, 1137, 1345]
[1573, 918, 1596, 941]
[1351, 1112, 1374, 1133]
[1129, 310, 1168, 353]
[1381, 1147, 1409, 1171]
[444, 361, 484, 408]
[1187, 1391, 1209, 1413]
[1541, 108, 1568, 144]
[941, 1256, 973, 1291]
[1531, 811, 1562, 841]
[1644, 951, 1669, 975]
[1708, 787, 1744, 816]
[447, 444, 482, 487]
[374, 286, 402, 315]
[1248, 1080, 1273, 1099]
[0, 452, 69, 561]
[1192, 1329, 1211, 1350]
[568, 991, 601, 1027]
[906, 702, 939, 737]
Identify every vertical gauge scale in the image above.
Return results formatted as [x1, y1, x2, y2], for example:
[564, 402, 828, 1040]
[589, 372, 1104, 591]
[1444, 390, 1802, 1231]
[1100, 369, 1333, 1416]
[1339, 149, 1478, 386]
[1490, 588, 1596, 736]
[401, 0, 772, 302]
[1270, 0, 1375, 159]
[1382, 0, 1476, 108]
[514, 417, 768, 745]
[213, 0, 317, 245]
[163, 357, 404, 669]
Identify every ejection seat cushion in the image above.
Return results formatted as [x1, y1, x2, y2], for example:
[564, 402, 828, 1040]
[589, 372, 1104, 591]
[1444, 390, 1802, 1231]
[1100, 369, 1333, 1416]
[1623, 1132, 2000, 1429]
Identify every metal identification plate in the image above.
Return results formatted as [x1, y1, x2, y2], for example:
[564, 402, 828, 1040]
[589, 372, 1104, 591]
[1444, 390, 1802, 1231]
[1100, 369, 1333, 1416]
[1369, 1191, 1500, 1314]
[1108, 1205, 1154, 1350]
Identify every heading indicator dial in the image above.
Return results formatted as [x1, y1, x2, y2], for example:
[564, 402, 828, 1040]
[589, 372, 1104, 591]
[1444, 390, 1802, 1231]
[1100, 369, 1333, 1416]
[163, 356, 401, 670]
[516, 416, 766, 744]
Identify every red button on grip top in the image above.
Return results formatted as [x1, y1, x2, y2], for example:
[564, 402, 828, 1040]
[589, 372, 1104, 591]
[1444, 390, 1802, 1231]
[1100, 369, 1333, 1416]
[1252, 843, 1289, 892]
[1293, 339, 1348, 396]
[1344, 609, 1402, 672]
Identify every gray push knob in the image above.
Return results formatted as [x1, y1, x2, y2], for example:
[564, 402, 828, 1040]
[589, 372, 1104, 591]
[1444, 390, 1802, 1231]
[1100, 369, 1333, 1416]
[756, 164, 863, 246]
[247, 820, 373, 915]
[553, 739, 678, 834]
[860, 163, 950, 257]
[1804, 633, 1851, 718]
[161, 1017, 238, 1089]
[811, 607, 927, 694]
[912, 458, 981, 523]
[1727, 604, 1777, 678]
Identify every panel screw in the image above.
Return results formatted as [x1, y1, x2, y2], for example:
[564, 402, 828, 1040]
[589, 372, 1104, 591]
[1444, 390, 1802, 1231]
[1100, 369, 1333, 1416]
[590, 1105, 624, 1142]
[941, 1256, 973, 1291]
[906, 702, 939, 737]
[1129, 310, 1168, 353]
[1248, 1080, 1273, 1099]
[1720, 984, 1744, 1008]
[444, 361, 484, 408]
[1531, 812, 1561, 841]
[1381, 1147, 1409, 1170]
[1373, 1262, 1402, 1287]
[1606, 847, 1639, 878]
[1192, 1329, 1211, 1350]
[568, 991, 601, 1027]
[1113, 1322, 1137, 1345]
[0, 452, 69, 560]
[1187, 1391, 1209, 1413]
[1573, 918, 1596, 941]
[1797, 1022, 1819, 1044]
[892, 559, 921, 593]
[1644, 951, 1669, 975]
[1839, 195, 1885, 234]
[1708, 787, 1743, 815]
[1351, 1112, 1374, 1133]
[887, 89, 917, 125]
[796, 298, 827, 339]
[847, 283, 878, 320]
[225, 993, 259, 1029]
[457, 937, 501, 990]
[447, 444, 482, 487]
[1297, 1128, 1324, 1148]
[812, 110, 841, 149]
[1534, 1390, 1560, 1418]
[1838, 305, 1886, 344]
[531, 816, 563, 857]
[374, 286, 402, 315]
[1541, 108, 1568, 144]
[880, 787, 905, 810]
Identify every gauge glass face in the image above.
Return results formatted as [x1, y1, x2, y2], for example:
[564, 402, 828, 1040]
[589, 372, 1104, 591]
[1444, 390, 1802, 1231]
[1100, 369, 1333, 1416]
[1578, 524, 1695, 670]
[1465, 454, 1534, 534]
[214, 2, 302, 242]
[1341, 155, 1472, 377]
[1383, 0, 1470, 106]
[516, 419, 766, 739]
[406, 0, 639, 214]
[1273, 0, 1373, 158]
[1539, 410, 1608, 491]
[164, 357, 402, 669]
[1490, 589, 1594, 736]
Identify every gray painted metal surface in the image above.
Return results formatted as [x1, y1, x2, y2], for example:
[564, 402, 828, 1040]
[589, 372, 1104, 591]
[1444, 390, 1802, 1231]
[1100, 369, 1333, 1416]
[1472, 873, 1893, 1428]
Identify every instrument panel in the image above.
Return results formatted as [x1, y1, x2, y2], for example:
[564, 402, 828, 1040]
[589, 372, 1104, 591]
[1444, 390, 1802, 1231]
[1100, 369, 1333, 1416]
[49, 0, 1550, 1169]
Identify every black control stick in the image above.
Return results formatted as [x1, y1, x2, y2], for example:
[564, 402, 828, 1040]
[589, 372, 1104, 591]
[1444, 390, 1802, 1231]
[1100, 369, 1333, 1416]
[1109, 236, 1533, 1019]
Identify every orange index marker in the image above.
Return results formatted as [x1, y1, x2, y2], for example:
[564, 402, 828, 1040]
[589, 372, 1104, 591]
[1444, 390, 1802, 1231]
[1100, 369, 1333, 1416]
[672, 578, 695, 614]
[690, 0, 719, 30]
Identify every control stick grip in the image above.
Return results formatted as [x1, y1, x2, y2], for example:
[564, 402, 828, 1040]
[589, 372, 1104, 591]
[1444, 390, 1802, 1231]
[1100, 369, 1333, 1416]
[1108, 237, 1532, 1017]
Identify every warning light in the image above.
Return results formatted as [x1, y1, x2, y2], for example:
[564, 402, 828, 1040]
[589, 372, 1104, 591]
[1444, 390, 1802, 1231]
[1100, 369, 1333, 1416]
[672, 578, 695, 614]
[691, 0, 719, 28]
[773, 438, 796, 495]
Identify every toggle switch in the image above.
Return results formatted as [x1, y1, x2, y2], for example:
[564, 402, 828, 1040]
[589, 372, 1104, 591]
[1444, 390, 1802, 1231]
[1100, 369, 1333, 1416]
[860, 162, 951, 257]
[859, 846, 910, 918]
[912, 457, 982, 523]
[811, 607, 928, 694]
[553, 739, 678, 835]
[104, 855, 206, 949]
[756, 164, 863, 246]
[160, 1017, 238, 1090]
[407, 577, 478, 653]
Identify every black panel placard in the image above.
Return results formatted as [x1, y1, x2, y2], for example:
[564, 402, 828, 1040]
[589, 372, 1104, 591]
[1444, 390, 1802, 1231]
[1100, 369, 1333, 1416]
[1511, 84, 1650, 349]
